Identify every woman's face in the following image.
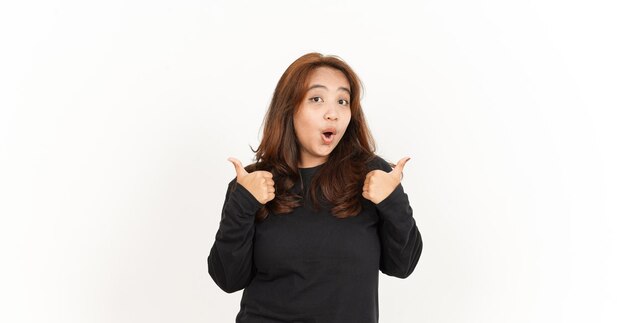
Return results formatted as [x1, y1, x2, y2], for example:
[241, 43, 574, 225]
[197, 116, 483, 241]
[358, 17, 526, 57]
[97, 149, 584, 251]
[293, 67, 352, 168]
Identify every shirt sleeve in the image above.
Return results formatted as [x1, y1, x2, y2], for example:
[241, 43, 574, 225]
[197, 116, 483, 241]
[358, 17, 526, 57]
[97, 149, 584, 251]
[372, 158, 423, 278]
[207, 179, 262, 293]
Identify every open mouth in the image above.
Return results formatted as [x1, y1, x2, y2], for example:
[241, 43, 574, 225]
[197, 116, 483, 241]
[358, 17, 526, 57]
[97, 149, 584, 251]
[321, 128, 336, 144]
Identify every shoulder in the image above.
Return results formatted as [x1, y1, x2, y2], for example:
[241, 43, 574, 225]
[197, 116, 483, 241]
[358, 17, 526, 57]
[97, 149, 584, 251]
[366, 155, 394, 172]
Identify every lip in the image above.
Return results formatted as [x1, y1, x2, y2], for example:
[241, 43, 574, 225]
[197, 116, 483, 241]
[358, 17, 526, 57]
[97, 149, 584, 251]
[321, 132, 335, 144]
[321, 127, 337, 135]
[320, 127, 337, 145]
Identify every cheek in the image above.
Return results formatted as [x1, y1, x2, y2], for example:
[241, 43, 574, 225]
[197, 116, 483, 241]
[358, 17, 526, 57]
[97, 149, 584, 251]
[342, 111, 352, 129]
[293, 112, 313, 139]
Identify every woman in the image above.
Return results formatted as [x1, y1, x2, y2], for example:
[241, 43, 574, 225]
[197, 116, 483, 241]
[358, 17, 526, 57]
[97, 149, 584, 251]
[208, 52, 423, 322]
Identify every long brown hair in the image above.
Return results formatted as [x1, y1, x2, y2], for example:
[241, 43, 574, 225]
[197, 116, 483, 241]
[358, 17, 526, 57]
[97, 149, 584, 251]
[247, 52, 376, 221]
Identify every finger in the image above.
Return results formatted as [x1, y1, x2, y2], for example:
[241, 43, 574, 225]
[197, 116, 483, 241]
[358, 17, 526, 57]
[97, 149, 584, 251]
[227, 157, 248, 177]
[267, 192, 275, 201]
[391, 157, 411, 177]
[266, 179, 275, 186]
[362, 191, 371, 201]
[262, 171, 273, 178]
[267, 186, 275, 193]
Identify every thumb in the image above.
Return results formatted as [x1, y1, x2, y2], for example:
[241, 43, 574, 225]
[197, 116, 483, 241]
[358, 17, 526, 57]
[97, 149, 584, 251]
[391, 157, 411, 178]
[227, 157, 248, 178]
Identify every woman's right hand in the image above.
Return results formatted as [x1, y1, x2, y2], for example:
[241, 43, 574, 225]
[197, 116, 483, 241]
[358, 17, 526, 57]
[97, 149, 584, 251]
[228, 157, 275, 204]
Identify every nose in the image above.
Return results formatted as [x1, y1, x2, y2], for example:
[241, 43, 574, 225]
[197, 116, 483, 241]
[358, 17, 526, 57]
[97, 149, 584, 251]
[324, 106, 338, 121]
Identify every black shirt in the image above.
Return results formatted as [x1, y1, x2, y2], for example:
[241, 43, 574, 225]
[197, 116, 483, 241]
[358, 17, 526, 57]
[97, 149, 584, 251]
[208, 156, 423, 322]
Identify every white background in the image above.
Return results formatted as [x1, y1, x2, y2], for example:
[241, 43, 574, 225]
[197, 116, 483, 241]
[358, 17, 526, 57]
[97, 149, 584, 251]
[1, 0, 625, 322]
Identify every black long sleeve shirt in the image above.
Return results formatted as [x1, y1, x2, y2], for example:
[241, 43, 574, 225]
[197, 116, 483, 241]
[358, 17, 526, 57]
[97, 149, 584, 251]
[208, 156, 423, 322]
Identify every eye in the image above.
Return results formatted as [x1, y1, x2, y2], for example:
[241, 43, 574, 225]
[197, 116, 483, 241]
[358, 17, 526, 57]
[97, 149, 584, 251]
[338, 99, 350, 106]
[309, 96, 323, 103]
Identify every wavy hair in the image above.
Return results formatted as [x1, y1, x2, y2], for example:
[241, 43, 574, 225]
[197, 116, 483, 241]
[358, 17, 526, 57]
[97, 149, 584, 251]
[247, 52, 376, 221]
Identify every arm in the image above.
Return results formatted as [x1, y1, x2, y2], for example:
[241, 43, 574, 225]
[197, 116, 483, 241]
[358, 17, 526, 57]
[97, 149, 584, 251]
[207, 179, 262, 293]
[376, 183, 423, 278]
[365, 156, 423, 278]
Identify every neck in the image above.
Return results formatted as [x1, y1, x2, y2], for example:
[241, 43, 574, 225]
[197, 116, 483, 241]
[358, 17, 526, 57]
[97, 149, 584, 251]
[298, 159, 327, 168]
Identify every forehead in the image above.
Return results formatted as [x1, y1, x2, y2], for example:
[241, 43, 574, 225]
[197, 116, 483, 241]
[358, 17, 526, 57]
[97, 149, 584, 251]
[306, 67, 350, 90]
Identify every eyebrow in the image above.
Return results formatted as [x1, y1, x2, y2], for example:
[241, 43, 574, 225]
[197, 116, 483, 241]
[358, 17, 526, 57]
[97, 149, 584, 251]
[307, 84, 351, 96]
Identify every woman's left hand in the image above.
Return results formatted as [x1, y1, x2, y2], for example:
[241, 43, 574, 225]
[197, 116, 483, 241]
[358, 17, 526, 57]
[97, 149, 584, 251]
[362, 157, 410, 204]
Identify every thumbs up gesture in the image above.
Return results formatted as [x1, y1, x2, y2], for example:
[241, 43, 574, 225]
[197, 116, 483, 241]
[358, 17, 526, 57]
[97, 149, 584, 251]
[362, 157, 410, 204]
[228, 157, 276, 204]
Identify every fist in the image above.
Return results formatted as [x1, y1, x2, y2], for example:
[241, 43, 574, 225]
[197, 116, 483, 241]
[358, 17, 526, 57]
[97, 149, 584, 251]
[228, 157, 276, 204]
[362, 157, 410, 204]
